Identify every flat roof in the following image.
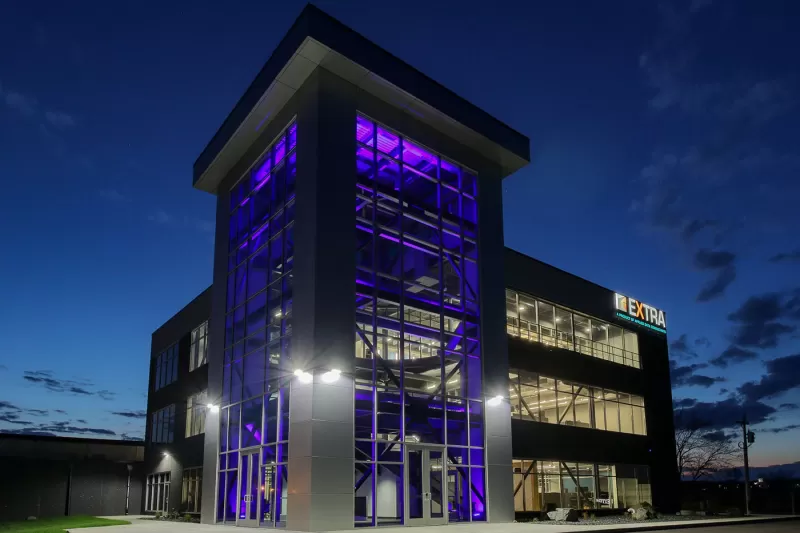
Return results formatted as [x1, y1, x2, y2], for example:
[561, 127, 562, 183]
[194, 4, 530, 194]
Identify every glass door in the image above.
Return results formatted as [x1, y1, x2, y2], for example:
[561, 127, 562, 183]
[405, 445, 448, 526]
[237, 449, 260, 527]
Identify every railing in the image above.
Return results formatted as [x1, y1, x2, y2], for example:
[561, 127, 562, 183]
[507, 322, 640, 369]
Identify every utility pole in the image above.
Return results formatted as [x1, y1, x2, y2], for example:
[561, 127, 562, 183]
[737, 415, 755, 516]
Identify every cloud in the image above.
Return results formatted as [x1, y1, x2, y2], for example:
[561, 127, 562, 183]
[702, 429, 736, 443]
[0, 400, 50, 422]
[54, 409, 67, 414]
[738, 353, 800, 402]
[44, 111, 75, 128]
[695, 249, 736, 269]
[770, 250, 800, 263]
[674, 398, 698, 409]
[670, 360, 725, 388]
[695, 337, 711, 348]
[98, 189, 128, 202]
[4, 91, 38, 115]
[112, 410, 147, 419]
[120, 433, 145, 441]
[697, 265, 736, 302]
[763, 424, 800, 434]
[0, 429, 58, 437]
[726, 291, 800, 348]
[0, 364, 8, 371]
[709, 345, 759, 368]
[22, 370, 116, 400]
[76, 419, 88, 424]
[779, 403, 799, 411]
[675, 398, 776, 430]
[682, 219, 716, 241]
[147, 210, 214, 234]
[670, 334, 700, 360]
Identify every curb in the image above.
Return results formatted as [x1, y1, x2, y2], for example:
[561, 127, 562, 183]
[556, 515, 800, 533]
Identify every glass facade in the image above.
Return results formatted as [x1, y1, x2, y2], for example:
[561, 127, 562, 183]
[154, 344, 179, 390]
[512, 460, 651, 512]
[190, 321, 209, 371]
[151, 404, 175, 443]
[182, 467, 203, 513]
[146, 472, 171, 512]
[509, 371, 646, 435]
[186, 391, 208, 437]
[217, 119, 296, 526]
[354, 115, 485, 526]
[505, 289, 640, 369]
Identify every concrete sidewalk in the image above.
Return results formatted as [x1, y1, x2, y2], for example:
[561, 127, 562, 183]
[85, 515, 798, 533]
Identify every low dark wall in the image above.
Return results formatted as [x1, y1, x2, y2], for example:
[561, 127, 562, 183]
[0, 457, 142, 521]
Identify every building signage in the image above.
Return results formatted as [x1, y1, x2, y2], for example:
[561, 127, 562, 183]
[614, 293, 667, 334]
[595, 497, 612, 505]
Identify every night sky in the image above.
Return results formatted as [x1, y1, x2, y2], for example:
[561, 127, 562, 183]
[1, 1, 799, 468]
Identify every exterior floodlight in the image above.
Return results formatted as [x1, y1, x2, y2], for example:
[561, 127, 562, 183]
[207, 403, 220, 413]
[294, 369, 313, 384]
[321, 369, 341, 383]
[487, 395, 503, 407]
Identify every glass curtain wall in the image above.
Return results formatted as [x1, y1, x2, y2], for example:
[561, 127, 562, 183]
[512, 460, 651, 512]
[354, 115, 485, 526]
[505, 290, 640, 369]
[217, 120, 297, 527]
[508, 371, 646, 435]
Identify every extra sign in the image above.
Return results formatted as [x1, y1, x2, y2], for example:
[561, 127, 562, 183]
[614, 293, 667, 334]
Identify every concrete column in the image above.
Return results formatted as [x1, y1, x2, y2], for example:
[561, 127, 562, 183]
[478, 174, 515, 522]
[200, 190, 230, 524]
[288, 69, 356, 531]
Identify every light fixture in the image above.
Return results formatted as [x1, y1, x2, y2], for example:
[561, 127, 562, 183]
[518, 306, 525, 312]
[487, 395, 503, 407]
[274, 310, 282, 318]
[207, 403, 220, 413]
[294, 369, 313, 384]
[321, 368, 341, 383]
[163, 452, 170, 458]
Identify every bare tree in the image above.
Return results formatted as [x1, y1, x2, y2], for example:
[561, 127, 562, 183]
[675, 413, 741, 481]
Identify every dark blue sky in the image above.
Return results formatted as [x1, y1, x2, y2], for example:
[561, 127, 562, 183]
[1, 1, 799, 466]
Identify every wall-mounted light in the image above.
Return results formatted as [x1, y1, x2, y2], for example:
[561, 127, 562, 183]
[207, 403, 220, 413]
[321, 369, 341, 383]
[294, 369, 313, 384]
[163, 452, 170, 458]
[487, 395, 503, 407]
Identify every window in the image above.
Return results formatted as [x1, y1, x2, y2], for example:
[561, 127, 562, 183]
[151, 404, 175, 443]
[186, 391, 207, 437]
[154, 344, 179, 390]
[512, 460, 651, 511]
[354, 115, 485, 525]
[181, 467, 202, 513]
[146, 472, 171, 512]
[190, 321, 208, 371]
[509, 371, 646, 435]
[505, 289, 641, 369]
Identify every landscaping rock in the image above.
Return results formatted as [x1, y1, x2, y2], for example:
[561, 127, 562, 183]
[547, 508, 578, 521]
[633, 507, 652, 520]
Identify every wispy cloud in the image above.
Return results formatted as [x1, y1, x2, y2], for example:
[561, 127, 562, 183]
[147, 210, 214, 234]
[111, 410, 147, 419]
[22, 370, 116, 400]
[98, 189, 128, 202]
[44, 110, 76, 129]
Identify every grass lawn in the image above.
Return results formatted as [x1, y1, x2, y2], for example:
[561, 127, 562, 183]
[0, 516, 129, 533]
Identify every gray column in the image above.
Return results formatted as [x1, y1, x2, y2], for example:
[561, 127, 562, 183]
[288, 69, 356, 531]
[478, 174, 514, 522]
[200, 191, 230, 524]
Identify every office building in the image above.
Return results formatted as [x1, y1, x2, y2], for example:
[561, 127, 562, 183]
[143, 5, 678, 529]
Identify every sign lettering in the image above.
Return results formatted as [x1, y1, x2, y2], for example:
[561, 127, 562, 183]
[614, 293, 667, 334]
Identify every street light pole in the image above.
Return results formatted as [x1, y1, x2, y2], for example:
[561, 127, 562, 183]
[737, 415, 754, 516]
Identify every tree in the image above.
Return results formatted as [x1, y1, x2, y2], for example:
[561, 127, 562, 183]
[675, 412, 741, 481]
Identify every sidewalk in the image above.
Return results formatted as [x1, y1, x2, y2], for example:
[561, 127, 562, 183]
[85, 514, 798, 533]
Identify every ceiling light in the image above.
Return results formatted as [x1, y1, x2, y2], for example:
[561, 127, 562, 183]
[487, 395, 503, 407]
[206, 403, 220, 413]
[518, 306, 525, 312]
[321, 369, 341, 383]
[274, 310, 282, 318]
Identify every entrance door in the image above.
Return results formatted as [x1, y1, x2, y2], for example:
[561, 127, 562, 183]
[237, 449, 260, 527]
[405, 445, 447, 526]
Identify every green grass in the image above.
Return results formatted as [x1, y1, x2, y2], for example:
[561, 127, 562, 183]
[0, 516, 129, 533]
